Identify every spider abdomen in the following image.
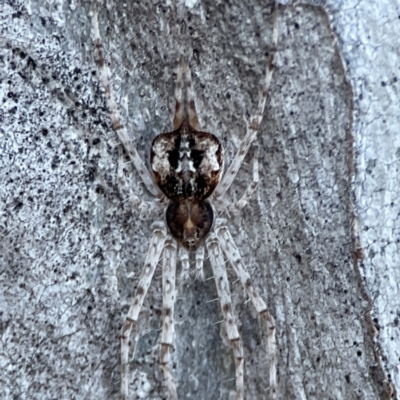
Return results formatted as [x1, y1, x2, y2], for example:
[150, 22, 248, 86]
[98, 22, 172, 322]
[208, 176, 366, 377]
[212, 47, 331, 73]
[150, 121, 223, 202]
[166, 200, 214, 250]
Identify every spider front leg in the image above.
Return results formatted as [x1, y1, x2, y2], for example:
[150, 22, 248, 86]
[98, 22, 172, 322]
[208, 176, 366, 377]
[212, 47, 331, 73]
[206, 233, 244, 400]
[232, 146, 259, 212]
[214, 0, 278, 199]
[91, 11, 163, 199]
[215, 220, 277, 400]
[120, 224, 167, 400]
[173, 60, 201, 130]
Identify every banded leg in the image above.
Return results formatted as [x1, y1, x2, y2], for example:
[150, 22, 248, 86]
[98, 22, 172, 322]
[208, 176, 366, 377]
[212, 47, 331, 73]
[161, 239, 178, 400]
[127, 192, 164, 216]
[233, 146, 259, 211]
[91, 12, 162, 198]
[173, 60, 201, 130]
[184, 63, 201, 130]
[117, 147, 164, 216]
[180, 245, 204, 282]
[214, 147, 259, 214]
[195, 245, 205, 281]
[173, 61, 185, 129]
[120, 225, 167, 400]
[214, 0, 279, 199]
[206, 233, 244, 400]
[215, 220, 276, 400]
[179, 246, 190, 283]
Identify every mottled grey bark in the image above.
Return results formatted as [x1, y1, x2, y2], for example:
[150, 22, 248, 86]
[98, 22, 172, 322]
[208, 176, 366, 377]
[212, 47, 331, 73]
[0, 1, 398, 399]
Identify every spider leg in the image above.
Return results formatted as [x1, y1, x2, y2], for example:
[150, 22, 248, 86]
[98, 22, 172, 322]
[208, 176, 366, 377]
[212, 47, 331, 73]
[178, 245, 205, 283]
[178, 246, 190, 282]
[214, 147, 259, 214]
[214, 0, 278, 199]
[206, 233, 244, 400]
[173, 60, 201, 130]
[184, 63, 201, 130]
[194, 245, 205, 281]
[120, 223, 167, 400]
[232, 146, 259, 211]
[215, 220, 277, 400]
[127, 192, 164, 217]
[161, 238, 178, 400]
[91, 12, 163, 199]
[173, 61, 185, 129]
[117, 146, 164, 216]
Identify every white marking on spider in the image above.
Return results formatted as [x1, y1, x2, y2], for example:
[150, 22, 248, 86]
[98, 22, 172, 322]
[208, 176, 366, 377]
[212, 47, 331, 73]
[92, 2, 279, 399]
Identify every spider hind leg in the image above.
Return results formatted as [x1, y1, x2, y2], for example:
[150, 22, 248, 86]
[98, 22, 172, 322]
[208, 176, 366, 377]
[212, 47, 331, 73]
[215, 220, 277, 400]
[206, 233, 244, 400]
[161, 238, 179, 399]
[120, 224, 167, 400]
[214, 0, 279, 199]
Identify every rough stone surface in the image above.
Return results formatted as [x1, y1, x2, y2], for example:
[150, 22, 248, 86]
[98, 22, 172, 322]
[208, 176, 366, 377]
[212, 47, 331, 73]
[0, 1, 398, 399]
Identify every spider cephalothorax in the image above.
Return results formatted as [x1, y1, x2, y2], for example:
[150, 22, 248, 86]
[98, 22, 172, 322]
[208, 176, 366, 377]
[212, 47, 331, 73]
[151, 120, 223, 249]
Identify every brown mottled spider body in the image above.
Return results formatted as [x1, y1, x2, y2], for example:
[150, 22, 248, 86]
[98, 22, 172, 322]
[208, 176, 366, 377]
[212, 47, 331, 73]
[151, 118, 223, 249]
[150, 122, 223, 202]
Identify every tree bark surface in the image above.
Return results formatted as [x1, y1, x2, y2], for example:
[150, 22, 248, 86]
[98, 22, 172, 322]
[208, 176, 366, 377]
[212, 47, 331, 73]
[0, 1, 398, 399]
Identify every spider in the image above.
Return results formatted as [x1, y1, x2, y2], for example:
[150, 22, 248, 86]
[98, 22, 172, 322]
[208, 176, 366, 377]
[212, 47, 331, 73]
[92, 2, 278, 399]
